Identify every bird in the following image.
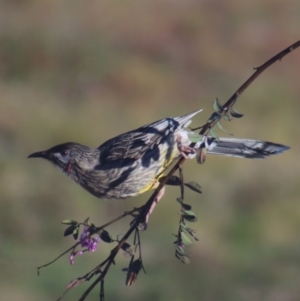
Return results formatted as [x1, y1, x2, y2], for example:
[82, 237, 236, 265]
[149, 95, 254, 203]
[28, 109, 289, 227]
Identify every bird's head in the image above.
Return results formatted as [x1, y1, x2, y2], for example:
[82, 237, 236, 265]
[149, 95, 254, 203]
[28, 142, 99, 176]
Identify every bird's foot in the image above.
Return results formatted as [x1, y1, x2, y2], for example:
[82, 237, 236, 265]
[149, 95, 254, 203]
[176, 136, 196, 159]
[130, 186, 165, 231]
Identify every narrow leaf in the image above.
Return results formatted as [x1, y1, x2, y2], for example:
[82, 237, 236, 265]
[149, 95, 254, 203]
[121, 242, 131, 251]
[188, 133, 203, 143]
[160, 175, 182, 186]
[180, 222, 188, 230]
[62, 219, 78, 225]
[64, 225, 77, 237]
[182, 203, 192, 210]
[100, 230, 114, 243]
[181, 231, 193, 247]
[230, 108, 244, 118]
[183, 210, 196, 216]
[121, 243, 135, 257]
[181, 224, 198, 240]
[223, 112, 231, 122]
[213, 97, 223, 112]
[126, 259, 143, 286]
[182, 214, 197, 222]
[72, 227, 79, 240]
[176, 253, 191, 264]
[208, 112, 221, 122]
[216, 121, 232, 135]
[181, 256, 191, 264]
[184, 181, 202, 194]
[187, 228, 199, 241]
[175, 245, 187, 256]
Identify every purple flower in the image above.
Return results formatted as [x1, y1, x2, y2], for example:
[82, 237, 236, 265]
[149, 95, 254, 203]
[79, 226, 100, 252]
[69, 226, 101, 265]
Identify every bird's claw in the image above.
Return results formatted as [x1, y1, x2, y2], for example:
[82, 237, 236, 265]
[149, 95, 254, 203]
[129, 186, 165, 231]
[176, 136, 196, 159]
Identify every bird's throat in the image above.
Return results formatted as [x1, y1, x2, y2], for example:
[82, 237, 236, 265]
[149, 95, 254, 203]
[65, 163, 72, 173]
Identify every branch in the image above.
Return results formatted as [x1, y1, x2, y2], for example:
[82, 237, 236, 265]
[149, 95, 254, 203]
[39, 40, 299, 301]
[199, 40, 300, 135]
[80, 39, 299, 300]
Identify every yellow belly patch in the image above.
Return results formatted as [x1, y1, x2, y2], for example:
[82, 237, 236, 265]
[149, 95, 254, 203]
[138, 146, 180, 194]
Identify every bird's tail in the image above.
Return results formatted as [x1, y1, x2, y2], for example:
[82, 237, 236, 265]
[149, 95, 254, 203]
[207, 137, 290, 159]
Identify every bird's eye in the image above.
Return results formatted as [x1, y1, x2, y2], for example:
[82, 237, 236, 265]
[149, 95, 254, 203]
[60, 150, 68, 156]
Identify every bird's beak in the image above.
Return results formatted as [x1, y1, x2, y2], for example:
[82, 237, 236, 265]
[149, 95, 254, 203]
[28, 150, 47, 159]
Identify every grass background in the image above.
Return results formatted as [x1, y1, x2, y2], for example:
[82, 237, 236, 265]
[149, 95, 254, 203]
[1, 1, 300, 300]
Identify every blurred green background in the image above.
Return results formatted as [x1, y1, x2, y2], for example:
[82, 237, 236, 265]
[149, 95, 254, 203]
[1, 1, 300, 300]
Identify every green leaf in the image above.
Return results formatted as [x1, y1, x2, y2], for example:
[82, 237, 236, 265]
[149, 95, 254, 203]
[230, 108, 244, 118]
[216, 121, 232, 135]
[213, 97, 223, 112]
[183, 210, 196, 216]
[180, 256, 190, 264]
[122, 243, 135, 257]
[184, 181, 202, 194]
[180, 209, 197, 222]
[181, 231, 193, 247]
[62, 219, 78, 225]
[187, 228, 198, 241]
[182, 214, 197, 222]
[100, 230, 114, 243]
[121, 242, 131, 251]
[175, 245, 187, 255]
[180, 222, 188, 230]
[73, 227, 79, 240]
[126, 259, 143, 286]
[64, 225, 77, 237]
[160, 175, 182, 186]
[209, 112, 221, 122]
[223, 113, 231, 122]
[181, 223, 198, 240]
[188, 133, 203, 143]
[181, 203, 192, 210]
[175, 253, 191, 264]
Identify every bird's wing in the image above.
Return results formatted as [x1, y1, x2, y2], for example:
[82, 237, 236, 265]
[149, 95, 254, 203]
[98, 109, 202, 161]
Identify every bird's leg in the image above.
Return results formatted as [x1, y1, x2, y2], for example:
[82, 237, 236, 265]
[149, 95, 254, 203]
[138, 186, 165, 231]
[176, 135, 196, 159]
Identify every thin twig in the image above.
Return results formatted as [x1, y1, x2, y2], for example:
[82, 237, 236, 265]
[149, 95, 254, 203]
[200, 40, 300, 135]
[37, 243, 80, 274]
[94, 207, 142, 232]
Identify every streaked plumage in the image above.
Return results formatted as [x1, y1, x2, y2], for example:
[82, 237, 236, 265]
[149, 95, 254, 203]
[28, 109, 289, 200]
